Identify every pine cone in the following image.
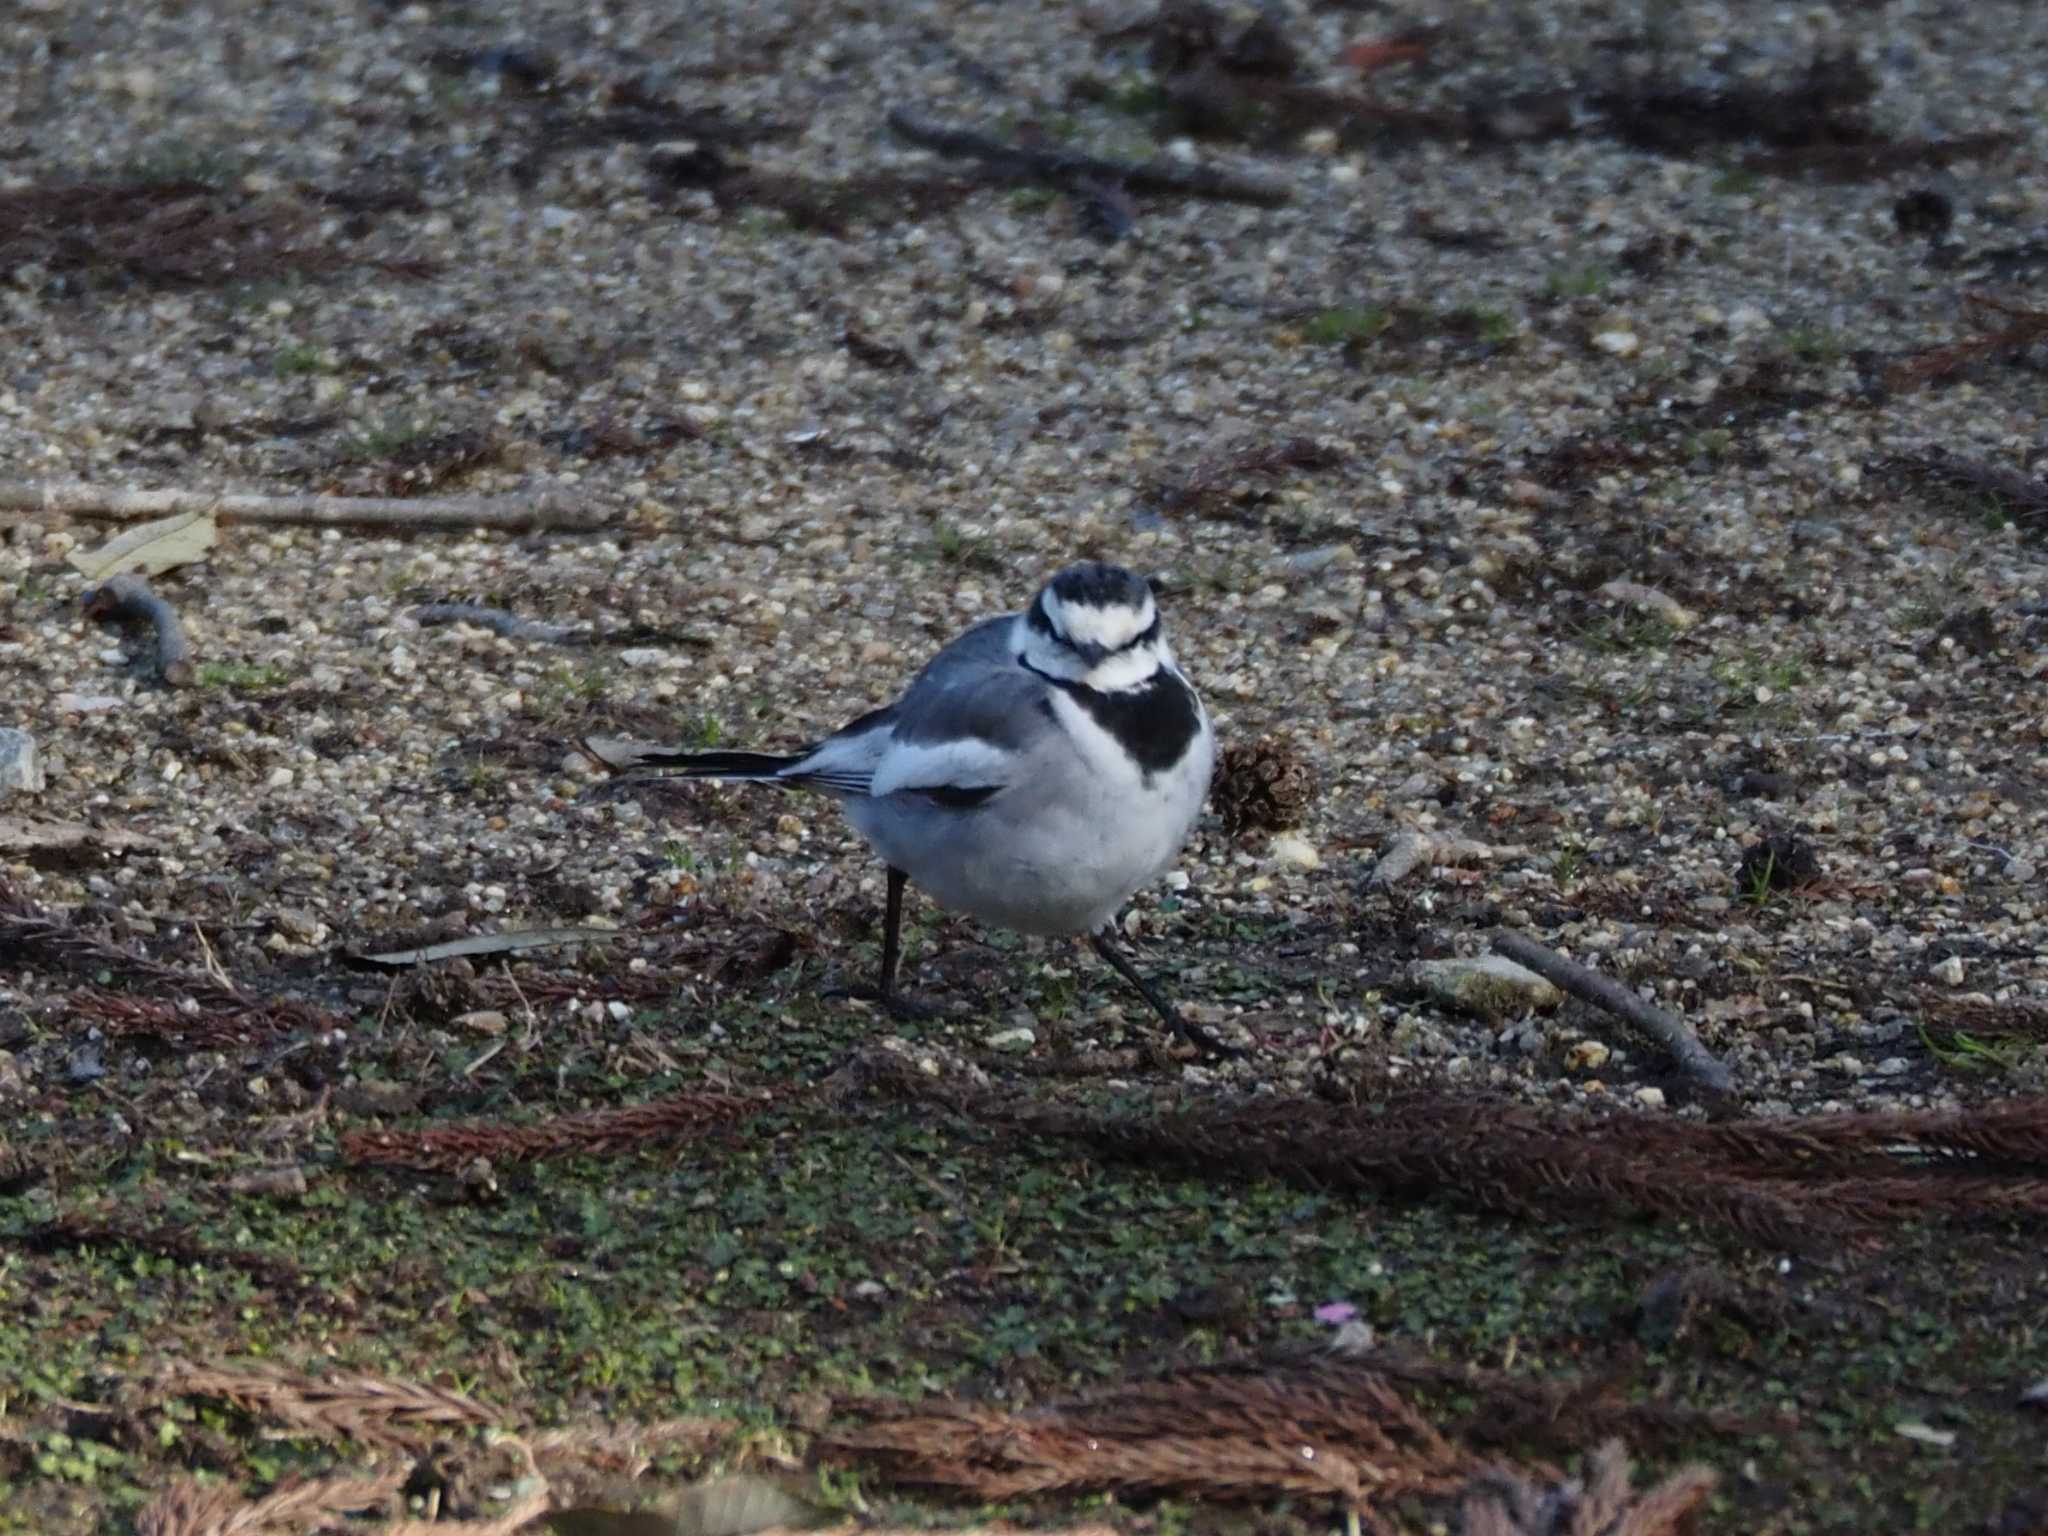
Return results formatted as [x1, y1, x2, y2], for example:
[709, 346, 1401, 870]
[1214, 733, 1314, 836]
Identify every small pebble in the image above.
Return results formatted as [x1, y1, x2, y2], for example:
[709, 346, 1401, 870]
[1268, 833, 1320, 871]
[0, 727, 44, 797]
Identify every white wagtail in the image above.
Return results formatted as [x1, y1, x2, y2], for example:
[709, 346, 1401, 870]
[599, 562, 1236, 1057]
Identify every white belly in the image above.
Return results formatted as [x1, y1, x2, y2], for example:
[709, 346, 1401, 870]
[845, 703, 1214, 937]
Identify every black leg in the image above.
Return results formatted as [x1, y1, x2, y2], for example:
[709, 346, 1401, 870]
[1089, 929, 1244, 1059]
[827, 866, 938, 1020]
[876, 865, 908, 1000]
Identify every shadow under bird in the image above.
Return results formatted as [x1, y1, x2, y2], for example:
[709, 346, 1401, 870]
[594, 561, 1239, 1058]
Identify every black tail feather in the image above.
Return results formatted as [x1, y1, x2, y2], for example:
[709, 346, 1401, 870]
[632, 749, 802, 779]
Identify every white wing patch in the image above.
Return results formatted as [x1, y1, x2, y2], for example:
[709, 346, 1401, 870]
[870, 736, 1014, 798]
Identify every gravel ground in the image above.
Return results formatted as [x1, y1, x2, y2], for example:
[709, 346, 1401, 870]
[5, 0, 2046, 1106]
[2, 0, 2047, 1525]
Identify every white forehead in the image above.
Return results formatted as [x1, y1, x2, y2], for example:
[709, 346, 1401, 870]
[1042, 587, 1157, 650]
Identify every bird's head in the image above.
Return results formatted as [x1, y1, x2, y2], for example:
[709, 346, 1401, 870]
[1017, 561, 1171, 690]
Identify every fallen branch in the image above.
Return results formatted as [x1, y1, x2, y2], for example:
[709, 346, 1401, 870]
[83, 572, 194, 686]
[887, 108, 1289, 207]
[1491, 931, 1733, 1095]
[0, 480, 609, 531]
[0, 816, 161, 858]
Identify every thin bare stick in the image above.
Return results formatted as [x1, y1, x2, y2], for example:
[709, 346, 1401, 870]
[83, 573, 195, 686]
[1491, 931, 1733, 1094]
[0, 481, 609, 531]
[887, 109, 1290, 206]
[412, 603, 585, 644]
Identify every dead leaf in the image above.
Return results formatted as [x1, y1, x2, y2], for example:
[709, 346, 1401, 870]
[67, 507, 220, 580]
[343, 926, 621, 969]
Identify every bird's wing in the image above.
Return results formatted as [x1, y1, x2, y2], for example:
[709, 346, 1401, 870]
[718, 613, 1036, 801]
[867, 631, 1055, 803]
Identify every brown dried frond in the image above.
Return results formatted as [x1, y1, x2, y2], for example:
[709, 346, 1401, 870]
[137, 1467, 406, 1536]
[1329, 1345, 1782, 1453]
[1890, 291, 2048, 389]
[1214, 732, 1316, 836]
[528, 1417, 741, 1477]
[1156, 434, 1344, 515]
[67, 989, 312, 1047]
[341, 1088, 770, 1174]
[362, 426, 512, 496]
[157, 1359, 500, 1452]
[1459, 1441, 1713, 1536]
[1677, 1096, 2048, 1171]
[370, 1483, 550, 1536]
[0, 181, 391, 287]
[826, 1359, 1475, 1509]
[1744, 129, 2015, 182]
[0, 881, 341, 1033]
[1032, 1094, 1844, 1250]
[31, 1214, 306, 1290]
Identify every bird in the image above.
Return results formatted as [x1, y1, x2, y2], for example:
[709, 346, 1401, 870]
[595, 561, 1238, 1058]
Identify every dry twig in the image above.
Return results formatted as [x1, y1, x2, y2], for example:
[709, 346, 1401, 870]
[83, 572, 195, 686]
[0, 481, 608, 531]
[1490, 931, 1733, 1094]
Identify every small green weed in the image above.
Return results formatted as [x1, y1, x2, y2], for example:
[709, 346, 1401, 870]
[195, 660, 290, 691]
[271, 342, 329, 378]
[1303, 306, 1391, 345]
[1919, 1025, 2036, 1076]
[1544, 266, 1610, 300]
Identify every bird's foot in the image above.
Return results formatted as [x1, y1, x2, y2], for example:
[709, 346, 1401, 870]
[825, 980, 944, 1023]
[1166, 1011, 1249, 1062]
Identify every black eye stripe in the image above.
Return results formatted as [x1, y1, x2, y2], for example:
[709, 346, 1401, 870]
[1117, 612, 1161, 652]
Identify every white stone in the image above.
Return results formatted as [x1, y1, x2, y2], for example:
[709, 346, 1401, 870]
[1269, 833, 1321, 871]
[1410, 956, 1563, 1018]
[0, 728, 43, 796]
